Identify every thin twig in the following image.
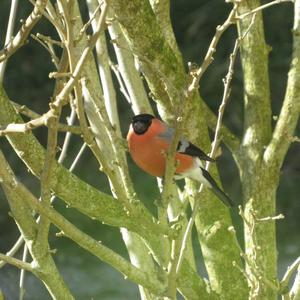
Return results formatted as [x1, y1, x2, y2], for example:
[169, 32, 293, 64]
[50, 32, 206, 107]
[69, 143, 87, 172]
[237, 0, 294, 20]
[81, 79, 131, 207]
[291, 136, 300, 143]
[41, 1, 66, 40]
[107, 14, 152, 114]
[7, 101, 82, 135]
[0, 116, 48, 135]
[0, 253, 34, 273]
[19, 245, 29, 300]
[77, 3, 101, 42]
[208, 12, 256, 163]
[31, 33, 60, 68]
[188, 4, 238, 92]
[0, 0, 48, 62]
[110, 63, 132, 103]
[256, 214, 285, 222]
[52, 1, 109, 109]
[58, 107, 77, 163]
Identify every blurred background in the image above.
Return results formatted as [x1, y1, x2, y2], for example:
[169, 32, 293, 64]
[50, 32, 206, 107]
[0, 0, 299, 299]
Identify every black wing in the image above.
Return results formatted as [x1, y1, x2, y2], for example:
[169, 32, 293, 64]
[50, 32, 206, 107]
[177, 139, 215, 162]
[158, 128, 215, 162]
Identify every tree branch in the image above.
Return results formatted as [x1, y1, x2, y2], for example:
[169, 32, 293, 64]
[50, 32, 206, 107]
[0, 0, 48, 62]
[110, 0, 186, 114]
[0, 253, 34, 273]
[280, 256, 300, 298]
[107, 13, 152, 114]
[204, 102, 240, 154]
[290, 263, 300, 300]
[0, 0, 19, 81]
[0, 152, 168, 297]
[264, 0, 300, 171]
[188, 4, 238, 92]
[237, 0, 294, 20]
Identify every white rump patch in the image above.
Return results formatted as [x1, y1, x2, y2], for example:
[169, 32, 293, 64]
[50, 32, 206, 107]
[174, 158, 211, 188]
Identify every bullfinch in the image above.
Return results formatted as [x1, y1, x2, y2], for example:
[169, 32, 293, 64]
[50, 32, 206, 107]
[127, 114, 233, 207]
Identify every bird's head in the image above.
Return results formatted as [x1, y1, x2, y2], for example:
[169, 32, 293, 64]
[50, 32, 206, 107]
[131, 114, 155, 135]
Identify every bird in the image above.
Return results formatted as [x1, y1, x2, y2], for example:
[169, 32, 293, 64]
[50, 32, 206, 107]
[127, 113, 234, 207]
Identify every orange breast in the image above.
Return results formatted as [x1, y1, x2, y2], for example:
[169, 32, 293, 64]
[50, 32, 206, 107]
[127, 123, 194, 177]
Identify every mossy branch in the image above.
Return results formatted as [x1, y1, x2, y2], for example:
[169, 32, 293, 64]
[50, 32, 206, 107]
[0, 151, 74, 299]
[264, 0, 300, 172]
[0, 151, 168, 297]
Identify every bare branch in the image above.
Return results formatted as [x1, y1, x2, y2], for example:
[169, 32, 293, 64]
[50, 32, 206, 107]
[188, 4, 238, 93]
[280, 256, 300, 298]
[237, 0, 294, 20]
[208, 14, 255, 162]
[0, 0, 48, 62]
[290, 263, 300, 300]
[291, 136, 300, 143]
[1, 97, 82, 136]
[204, 102, 240, 154]
[0, 115, 47, 135]
[0, 253, 34, 273]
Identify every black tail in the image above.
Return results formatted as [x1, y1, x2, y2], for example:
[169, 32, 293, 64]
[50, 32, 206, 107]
[201, 168, 234, 207]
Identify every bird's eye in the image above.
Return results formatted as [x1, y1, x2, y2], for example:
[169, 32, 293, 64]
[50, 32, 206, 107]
[133, 121, 149, 134]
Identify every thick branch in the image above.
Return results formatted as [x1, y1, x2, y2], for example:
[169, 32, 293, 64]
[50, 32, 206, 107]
[264, 0, 300, 171]
[110, 0, 186, 114]
[237, 3, 277, 298]
[238, 0, 272, 160]
[149, 0, 181, 63]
